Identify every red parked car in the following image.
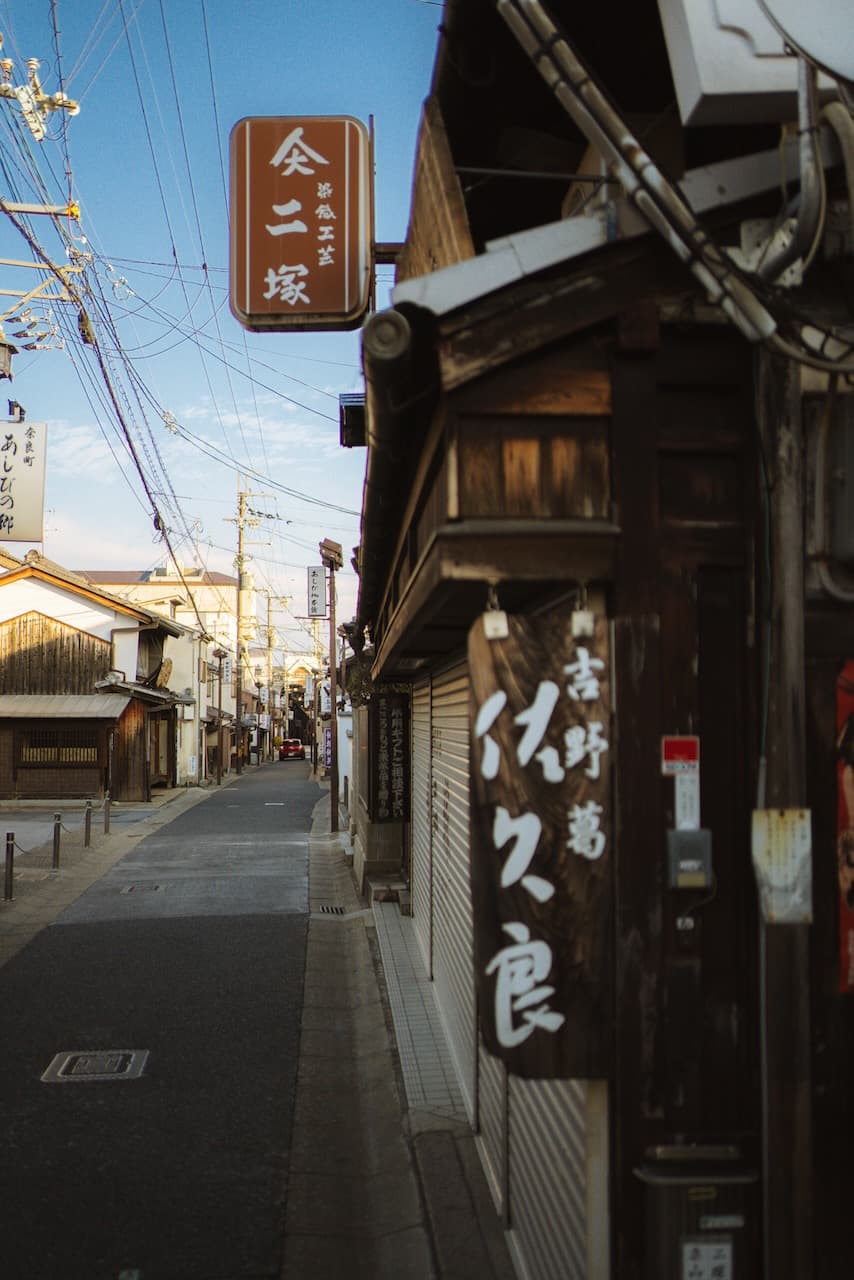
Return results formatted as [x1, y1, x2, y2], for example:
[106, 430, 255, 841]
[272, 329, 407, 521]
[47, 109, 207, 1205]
[279, 738, 305, 761]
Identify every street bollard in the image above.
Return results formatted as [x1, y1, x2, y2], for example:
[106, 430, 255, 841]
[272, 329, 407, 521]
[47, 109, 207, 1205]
[52, 813, 61, 870]
[84, 801, 92, 848]
[3, 832, 13, 901]
[104, 792, 111, 835]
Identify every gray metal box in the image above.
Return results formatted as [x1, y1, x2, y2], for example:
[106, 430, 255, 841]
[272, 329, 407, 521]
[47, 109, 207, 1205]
[667, 829, 713, 890]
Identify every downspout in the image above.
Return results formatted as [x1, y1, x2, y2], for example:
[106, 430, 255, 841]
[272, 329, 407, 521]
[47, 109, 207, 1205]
[758, 59, 824, 283]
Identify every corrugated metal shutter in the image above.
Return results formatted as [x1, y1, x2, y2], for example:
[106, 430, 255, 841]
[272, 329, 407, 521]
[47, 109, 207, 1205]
[410, 677, 432, 974]
[508, 1078, 591, 1280]
[430, 659, 476, 1119]
[477, 1041, 507, 1214]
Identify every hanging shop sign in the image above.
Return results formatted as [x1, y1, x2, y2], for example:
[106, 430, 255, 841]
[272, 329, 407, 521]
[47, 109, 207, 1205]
[229, 115, 372, 332]
[307, 565, 326, 618]
[469, 607, 613, 1079]
[371, 688, 410, 823]
[837, 661, 854, 993]
[0, 420, 46, 541]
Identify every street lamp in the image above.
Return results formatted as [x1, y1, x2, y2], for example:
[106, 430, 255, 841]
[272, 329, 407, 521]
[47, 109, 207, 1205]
[212, 648, 227, 785]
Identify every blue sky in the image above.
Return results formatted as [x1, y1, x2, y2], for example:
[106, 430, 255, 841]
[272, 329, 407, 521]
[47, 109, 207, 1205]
[0, 0, 441, 646]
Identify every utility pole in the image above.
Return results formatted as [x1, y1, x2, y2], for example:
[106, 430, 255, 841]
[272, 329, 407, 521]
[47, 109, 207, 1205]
[319, 539, 344, 833]
[234, 488, 247, 775]
[0, 42, 79, 141]
[0, 37, 82, 376]
[756, 348, 812, 1280]
[213, 648, 227, 785]
[266, 592, 274, 761]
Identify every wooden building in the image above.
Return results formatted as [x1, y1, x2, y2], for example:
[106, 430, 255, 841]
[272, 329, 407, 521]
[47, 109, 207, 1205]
[349, 3, 854, 1277]
[0, 555, 188, 802]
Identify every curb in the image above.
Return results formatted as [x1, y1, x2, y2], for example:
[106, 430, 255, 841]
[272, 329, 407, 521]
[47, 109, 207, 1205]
[292, 798, 515, 1280]
[280, 799, 435, 1278]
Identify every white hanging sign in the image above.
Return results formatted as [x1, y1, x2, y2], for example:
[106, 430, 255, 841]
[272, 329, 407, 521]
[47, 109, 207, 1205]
[307, 565, 326, 617]
[0, 421, 47, 541]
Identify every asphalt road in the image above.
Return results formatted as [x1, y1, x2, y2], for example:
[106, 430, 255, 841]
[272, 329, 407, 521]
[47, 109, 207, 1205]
[0, 760, 320, 1280]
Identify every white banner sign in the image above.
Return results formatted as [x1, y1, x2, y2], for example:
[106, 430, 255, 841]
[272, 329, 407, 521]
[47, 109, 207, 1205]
[307, 565, 326, 617]
[0, 421, 46, 541]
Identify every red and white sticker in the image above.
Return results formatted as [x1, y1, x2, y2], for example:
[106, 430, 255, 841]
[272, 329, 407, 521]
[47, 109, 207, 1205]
[663, 736, 701, 831]
[661, 735, 700, 775]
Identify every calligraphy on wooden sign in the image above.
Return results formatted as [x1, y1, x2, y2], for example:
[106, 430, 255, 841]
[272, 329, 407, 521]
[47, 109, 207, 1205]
[468, 608, 613, 1078]
[372, 688, 410, 823]
[230, 116, 372, 332]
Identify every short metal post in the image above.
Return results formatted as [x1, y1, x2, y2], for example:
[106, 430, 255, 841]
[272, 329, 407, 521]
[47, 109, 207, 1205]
[84, 801, 92, 847]
[104, 792, 111, 835]
[4, 832, 13, 901]
[52, 813, 61, 870]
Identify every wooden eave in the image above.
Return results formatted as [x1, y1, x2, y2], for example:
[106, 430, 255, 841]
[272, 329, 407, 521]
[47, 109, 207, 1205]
[371, 517, 620, 678]
[433, 233, 694, 392]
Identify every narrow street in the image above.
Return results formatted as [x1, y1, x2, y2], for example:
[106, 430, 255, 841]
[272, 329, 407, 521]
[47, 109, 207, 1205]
[0, 762, 316, 1280]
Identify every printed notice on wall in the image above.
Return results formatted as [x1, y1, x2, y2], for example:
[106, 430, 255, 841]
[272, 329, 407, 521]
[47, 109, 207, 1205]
[371, 688, 410, 823]
[0, 421, 47, 541]
[681, 1238, 733, 1280]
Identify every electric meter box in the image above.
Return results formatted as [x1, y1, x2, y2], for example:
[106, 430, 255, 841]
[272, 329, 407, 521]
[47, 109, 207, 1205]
[636, 1148, 759, 1279]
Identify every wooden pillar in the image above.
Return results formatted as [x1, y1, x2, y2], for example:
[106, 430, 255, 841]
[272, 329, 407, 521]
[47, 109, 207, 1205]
[756, 347, 813, 1279]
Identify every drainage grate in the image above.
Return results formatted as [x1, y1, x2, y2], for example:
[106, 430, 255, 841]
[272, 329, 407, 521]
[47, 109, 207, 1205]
[120, 883, 162, 895]
[318, 905, 345, 915]
[42, 1049, 150, 1083]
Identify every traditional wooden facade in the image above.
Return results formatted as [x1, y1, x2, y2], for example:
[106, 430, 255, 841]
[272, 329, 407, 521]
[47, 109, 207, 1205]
[349, 4, 854, 1277]
[0, 558, 189, 801]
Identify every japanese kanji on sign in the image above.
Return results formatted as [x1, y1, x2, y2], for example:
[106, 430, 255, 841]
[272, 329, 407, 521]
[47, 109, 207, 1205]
[0, 421, 47, 541]
[229, 115, 373, 331]
[307, 565, 326, 618]
[468, 606, 613, 1079]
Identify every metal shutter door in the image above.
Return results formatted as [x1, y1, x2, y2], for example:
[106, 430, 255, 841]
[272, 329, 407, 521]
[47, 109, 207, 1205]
[430, 659, 476, 1119]
[508, 1078, 590, 1280]
[477, 1041, 507, 1214]
[410, 677, 432, 973]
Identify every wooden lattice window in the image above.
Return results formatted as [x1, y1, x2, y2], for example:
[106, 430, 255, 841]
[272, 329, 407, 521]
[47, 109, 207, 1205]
[19, 726, 99, 766]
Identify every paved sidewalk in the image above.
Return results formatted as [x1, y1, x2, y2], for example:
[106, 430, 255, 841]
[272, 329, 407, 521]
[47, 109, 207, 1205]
[296, 797, 515, 1280]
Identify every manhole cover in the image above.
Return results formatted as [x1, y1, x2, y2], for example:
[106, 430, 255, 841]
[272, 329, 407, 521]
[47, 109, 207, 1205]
[42, 1049, 150, 1083]
[120, 884, 162, 894]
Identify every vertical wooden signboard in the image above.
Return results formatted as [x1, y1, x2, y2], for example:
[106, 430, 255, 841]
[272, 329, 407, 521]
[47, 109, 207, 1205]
[371, 689, 410, 823]
[469, 608, 613, 1079]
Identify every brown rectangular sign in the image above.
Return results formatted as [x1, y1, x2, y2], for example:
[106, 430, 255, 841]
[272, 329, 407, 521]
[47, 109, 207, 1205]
[229, 115, 372, 331]
[469, 608, 613, 1078]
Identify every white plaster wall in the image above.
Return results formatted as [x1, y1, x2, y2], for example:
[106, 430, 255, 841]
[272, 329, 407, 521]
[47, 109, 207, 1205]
[111, 629, 141, 679]
[0, 579, 122, 640]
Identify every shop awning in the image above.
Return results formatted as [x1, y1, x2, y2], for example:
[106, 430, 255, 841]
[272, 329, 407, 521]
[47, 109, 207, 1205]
[0, 694, 131, 719]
